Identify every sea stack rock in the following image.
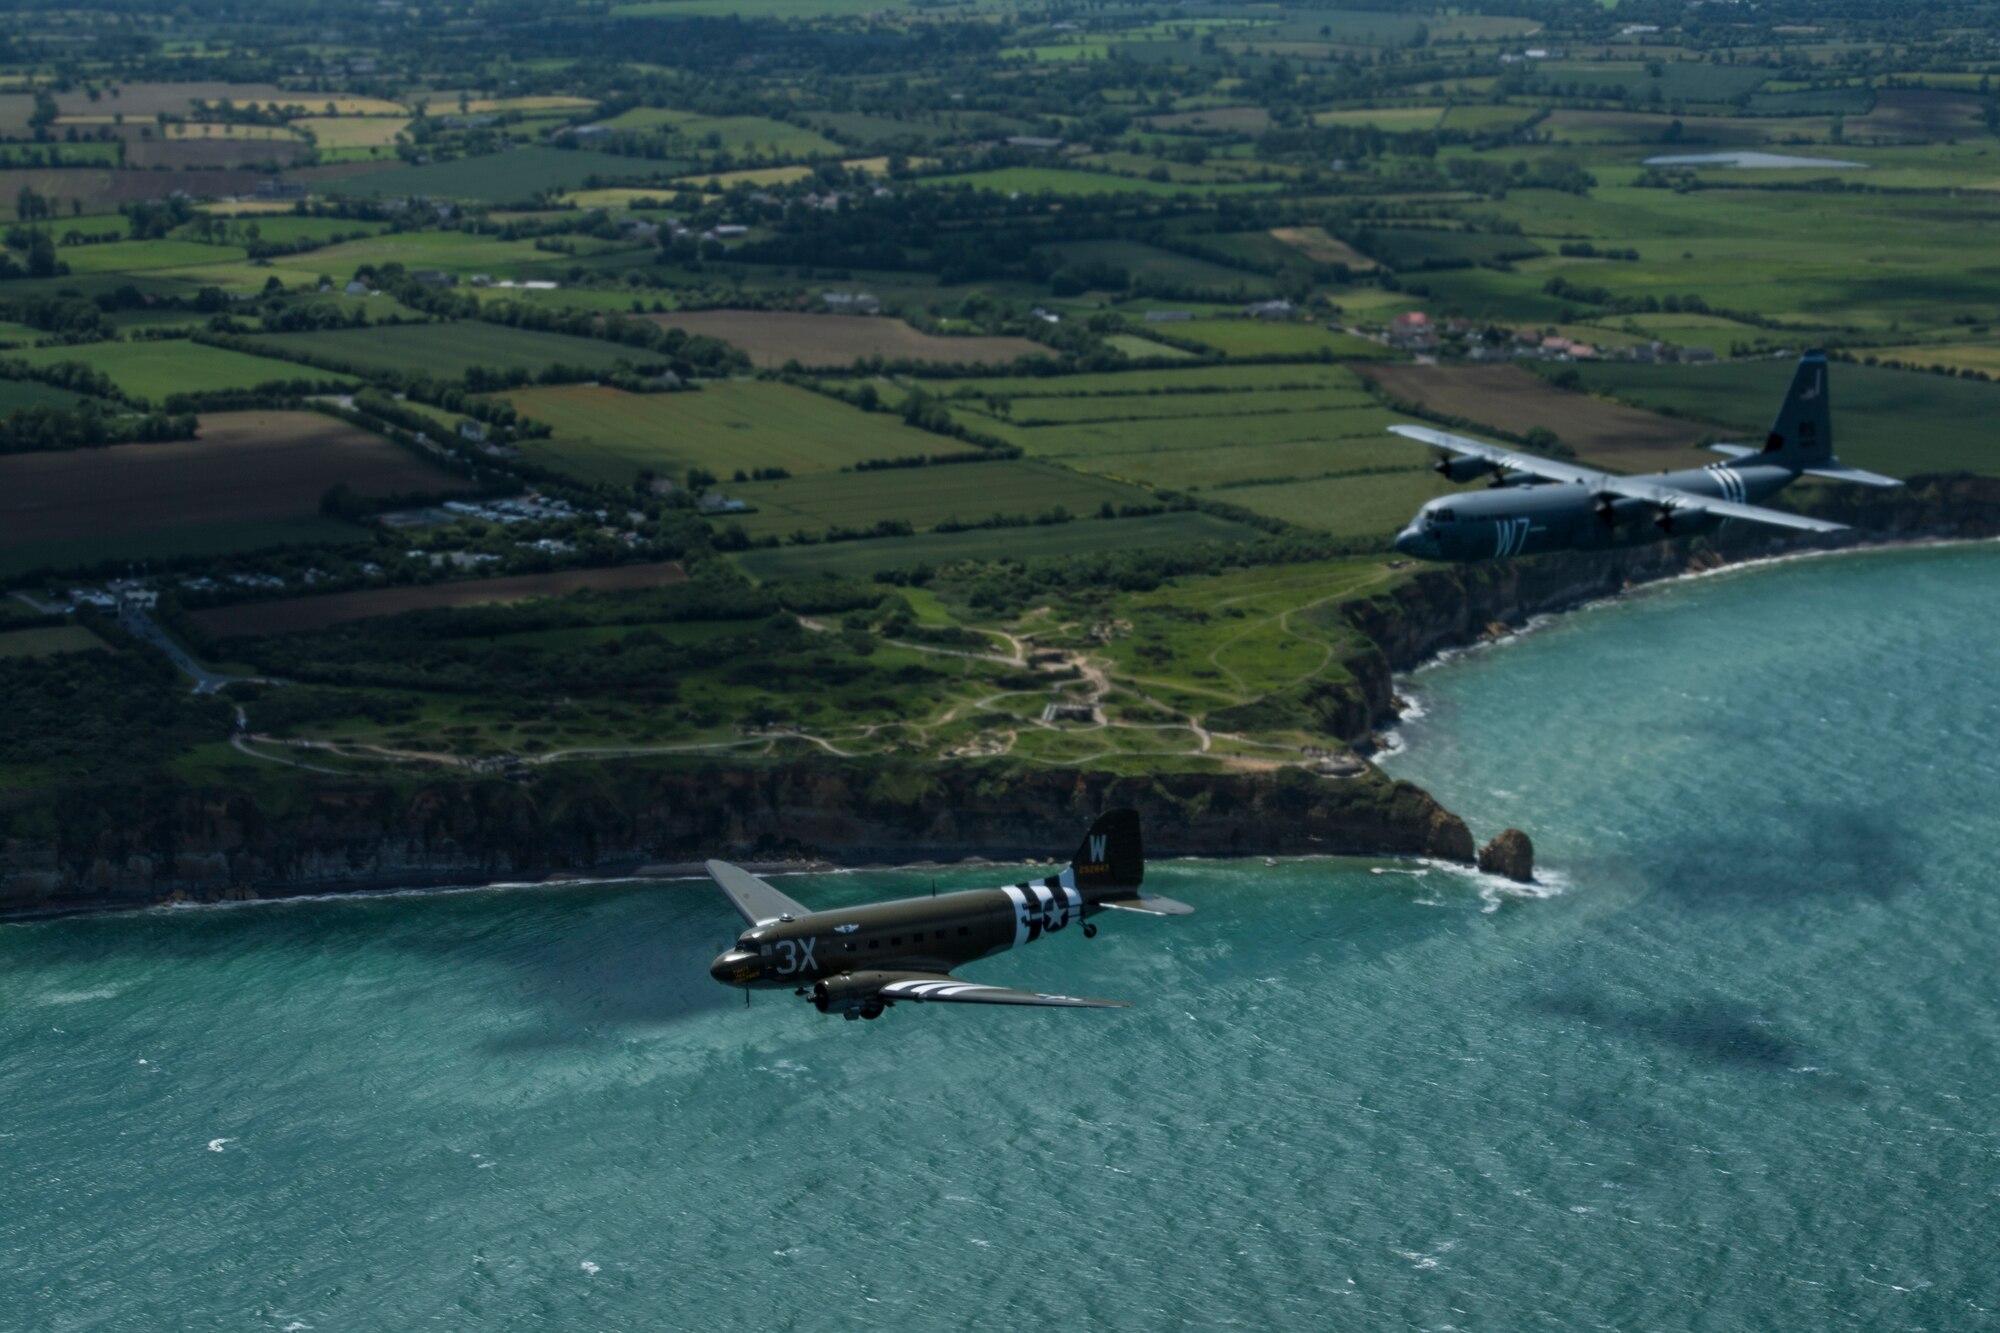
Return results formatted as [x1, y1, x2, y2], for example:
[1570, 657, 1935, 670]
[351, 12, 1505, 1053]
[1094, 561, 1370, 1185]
[1478, 828, 1535, 883]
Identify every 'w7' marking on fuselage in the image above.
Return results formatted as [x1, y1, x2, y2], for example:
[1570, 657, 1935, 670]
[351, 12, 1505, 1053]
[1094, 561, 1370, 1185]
[1491, 516, 1530, 559]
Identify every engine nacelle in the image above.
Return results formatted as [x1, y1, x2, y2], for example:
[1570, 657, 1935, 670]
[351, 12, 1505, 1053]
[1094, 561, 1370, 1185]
[1654, 504, 1719, 536]
[1434, 454, 1499, 484]
[1489, 471, 1552, 488]
[1594, 494, 1652, 527]
[813, 974, 885, 1018]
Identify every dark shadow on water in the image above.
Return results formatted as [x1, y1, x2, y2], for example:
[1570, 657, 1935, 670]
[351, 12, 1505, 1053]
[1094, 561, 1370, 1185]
[1628, 796, 1917, 907]
[1534, 990, 1807, 1069]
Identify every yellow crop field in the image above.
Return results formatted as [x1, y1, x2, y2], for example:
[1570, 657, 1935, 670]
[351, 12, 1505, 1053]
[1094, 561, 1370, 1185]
[297, 116, 409, 148]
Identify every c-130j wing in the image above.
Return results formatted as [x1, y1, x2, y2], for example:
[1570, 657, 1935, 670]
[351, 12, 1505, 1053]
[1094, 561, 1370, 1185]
[705, 810, 1191, 1020]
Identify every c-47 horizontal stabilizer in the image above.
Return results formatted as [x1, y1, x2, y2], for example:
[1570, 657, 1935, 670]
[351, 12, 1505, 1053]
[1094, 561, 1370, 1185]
[1099, 892, 1195, 916]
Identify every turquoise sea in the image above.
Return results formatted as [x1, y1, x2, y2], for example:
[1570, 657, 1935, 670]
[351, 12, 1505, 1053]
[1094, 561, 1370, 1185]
[5, 543, 1997, 1330]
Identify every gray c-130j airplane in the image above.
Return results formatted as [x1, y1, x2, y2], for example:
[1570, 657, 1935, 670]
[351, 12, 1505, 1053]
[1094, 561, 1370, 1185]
[705, 810, 1189, 1020]
[1388, 351, 1899, 562]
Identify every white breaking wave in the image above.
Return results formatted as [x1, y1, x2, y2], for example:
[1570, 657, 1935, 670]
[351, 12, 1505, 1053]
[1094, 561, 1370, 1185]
[580, 1260, 600, 1275]
[35, 986, 122, 1006]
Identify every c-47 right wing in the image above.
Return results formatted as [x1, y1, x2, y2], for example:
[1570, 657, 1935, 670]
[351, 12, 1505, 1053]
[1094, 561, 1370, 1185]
[705, 859, 810, 927]
[873, 972, 1128, 1009]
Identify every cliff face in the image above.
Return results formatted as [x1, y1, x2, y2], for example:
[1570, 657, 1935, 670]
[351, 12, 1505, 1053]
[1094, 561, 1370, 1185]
[1338, 472, 2000, 726]
[0, 764, 1472, 915]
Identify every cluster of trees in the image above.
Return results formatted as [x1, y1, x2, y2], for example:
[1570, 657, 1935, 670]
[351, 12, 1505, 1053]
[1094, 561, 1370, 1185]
[0, 403, 197, 453]
[0, 640, 232, 781]
[0, 226, 66, 280]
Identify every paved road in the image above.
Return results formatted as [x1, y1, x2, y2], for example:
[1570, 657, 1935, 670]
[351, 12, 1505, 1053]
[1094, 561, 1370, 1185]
[120, 607, 276, 695]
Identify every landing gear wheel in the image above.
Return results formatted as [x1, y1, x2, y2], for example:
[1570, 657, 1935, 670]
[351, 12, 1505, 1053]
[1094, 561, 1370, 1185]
[861, 1003, 884, 1020]
[1082, 923, 1098, 939]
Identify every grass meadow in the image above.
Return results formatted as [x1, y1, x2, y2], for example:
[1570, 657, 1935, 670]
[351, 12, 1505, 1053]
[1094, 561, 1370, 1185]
[722, 459, 1153, 538]
[506, 381, 977, 486]
[7, 340, 352, 403]
[242, 323, 652, 379]
[733, 511, 1267, 581]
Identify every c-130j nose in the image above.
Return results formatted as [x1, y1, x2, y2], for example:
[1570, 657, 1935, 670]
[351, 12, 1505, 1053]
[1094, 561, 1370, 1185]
[1394, 521, 1439, 558]
[709, 949, 762, 986]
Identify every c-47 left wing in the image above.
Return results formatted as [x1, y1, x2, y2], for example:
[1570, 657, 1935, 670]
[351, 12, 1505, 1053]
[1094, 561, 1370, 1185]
[1389, 424, 1848, 535]
[874, 972, 1128, 1009]
[705, 859, 810, 927]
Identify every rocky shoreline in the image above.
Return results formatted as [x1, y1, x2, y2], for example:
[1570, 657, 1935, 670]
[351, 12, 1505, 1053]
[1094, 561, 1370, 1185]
[3, 473, 1991, 919]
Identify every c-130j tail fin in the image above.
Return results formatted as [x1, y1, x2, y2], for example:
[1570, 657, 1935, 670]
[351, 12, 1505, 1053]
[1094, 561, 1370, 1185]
[1069, 809, 1192, 916]
[1760, 349, 1835, 467]
[1714, 351, 1899, 486]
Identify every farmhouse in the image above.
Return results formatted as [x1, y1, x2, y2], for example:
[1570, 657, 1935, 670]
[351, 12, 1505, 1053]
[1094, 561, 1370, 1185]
[1245, 299, 1297, 321]
[823, 290, 881, 314]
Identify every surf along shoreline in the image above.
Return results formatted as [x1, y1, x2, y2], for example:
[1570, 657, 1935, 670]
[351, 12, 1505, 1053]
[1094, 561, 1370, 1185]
[3, 475, 1993, 921]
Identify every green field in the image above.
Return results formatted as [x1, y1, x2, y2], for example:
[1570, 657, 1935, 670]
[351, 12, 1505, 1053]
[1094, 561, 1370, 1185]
[598, 109, 842, 156]
[57, 239, 249, 274]
[0, 378, 114, 413]
[7, 340, 351, 403]
[936, 362, 1374, 401]
[1038, 239, 1274, 294]
[721, 459, 1154, 538]
[1171, 320, 1384, 358]
[318, 147, 683, 202]
[507, 381, 979, 486]
[929, 167, 1281, 198]
[0, 625, 109, 658]
[1214, 470, 1460, 539]
[242, 323, 655, 380]
[1565, 360, 2000, 478]
[0, 516, 374, 580]
[733, 511, 1267, 581]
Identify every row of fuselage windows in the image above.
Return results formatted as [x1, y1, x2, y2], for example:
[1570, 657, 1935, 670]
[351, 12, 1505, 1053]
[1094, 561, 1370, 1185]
[835, 925, 975, 953]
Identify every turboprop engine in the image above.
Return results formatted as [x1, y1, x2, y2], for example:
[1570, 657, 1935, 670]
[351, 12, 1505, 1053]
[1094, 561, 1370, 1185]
[1434, 454, 1500, 483]
[1654, 503, 1720, 536]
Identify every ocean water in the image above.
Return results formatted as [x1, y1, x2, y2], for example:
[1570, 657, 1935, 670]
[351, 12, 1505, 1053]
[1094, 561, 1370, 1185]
[4, 543, 1998, 1331]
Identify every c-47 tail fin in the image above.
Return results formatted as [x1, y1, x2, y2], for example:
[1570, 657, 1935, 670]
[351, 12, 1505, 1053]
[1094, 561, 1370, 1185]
[1070, 808, 1144, 893]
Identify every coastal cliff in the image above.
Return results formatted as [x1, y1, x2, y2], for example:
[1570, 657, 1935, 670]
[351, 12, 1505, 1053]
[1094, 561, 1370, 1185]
[0, 762, 1472, 915]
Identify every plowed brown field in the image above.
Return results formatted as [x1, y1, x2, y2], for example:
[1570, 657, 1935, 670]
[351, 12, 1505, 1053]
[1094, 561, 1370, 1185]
[0, 411, 456, 547]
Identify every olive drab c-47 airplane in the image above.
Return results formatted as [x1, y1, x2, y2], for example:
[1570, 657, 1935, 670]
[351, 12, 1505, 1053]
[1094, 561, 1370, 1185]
[704, 810, 1190, 1020]
[1388, 351, 1900, 563]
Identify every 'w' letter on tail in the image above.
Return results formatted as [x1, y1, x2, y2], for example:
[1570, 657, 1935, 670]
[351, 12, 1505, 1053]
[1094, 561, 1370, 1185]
[1069, 809, 1143, 892]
